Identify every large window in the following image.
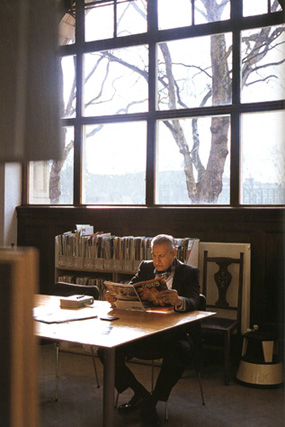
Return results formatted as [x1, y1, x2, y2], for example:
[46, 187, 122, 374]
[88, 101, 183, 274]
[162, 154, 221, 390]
[28, 0, 285, 206]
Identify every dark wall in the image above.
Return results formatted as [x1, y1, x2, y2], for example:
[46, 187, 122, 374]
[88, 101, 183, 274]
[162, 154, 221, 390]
[17, 206, 284, 330]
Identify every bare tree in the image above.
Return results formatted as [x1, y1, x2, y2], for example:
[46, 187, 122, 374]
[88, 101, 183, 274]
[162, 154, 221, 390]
[157, 0, 284, 203]
[50, 0, 284, 204]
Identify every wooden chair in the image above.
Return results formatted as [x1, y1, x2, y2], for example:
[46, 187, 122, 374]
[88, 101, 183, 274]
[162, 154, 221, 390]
[50, 282, 100, 400]
[116, 294, 207, 421]
[201, 250, 244, 385]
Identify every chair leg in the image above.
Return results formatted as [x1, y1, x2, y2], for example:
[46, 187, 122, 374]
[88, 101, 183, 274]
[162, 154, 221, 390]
[196, 369, 205, 405]
[55, 342, 59, 401]
[152, 360, 169, 420]
[165, 401, 169, 421]
[151, 359, 155, 392]
[224, 332, 231, 385]
[91, 346, 100, 388]
[115, 391, 120, 409]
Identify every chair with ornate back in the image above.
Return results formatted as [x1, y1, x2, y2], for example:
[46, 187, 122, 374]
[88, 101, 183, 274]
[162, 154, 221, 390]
[50, 282, 100, 400]
[201, 250, 244, 385]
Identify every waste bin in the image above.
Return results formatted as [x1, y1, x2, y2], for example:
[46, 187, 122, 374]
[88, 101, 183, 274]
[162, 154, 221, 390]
[236, 329, 283, 387]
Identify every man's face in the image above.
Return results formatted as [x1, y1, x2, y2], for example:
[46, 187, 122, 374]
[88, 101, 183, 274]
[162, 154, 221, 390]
[152, 243, 175, 272]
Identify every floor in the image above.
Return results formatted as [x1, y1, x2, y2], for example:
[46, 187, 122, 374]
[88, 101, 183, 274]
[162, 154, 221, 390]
[38, 343, 284, 427]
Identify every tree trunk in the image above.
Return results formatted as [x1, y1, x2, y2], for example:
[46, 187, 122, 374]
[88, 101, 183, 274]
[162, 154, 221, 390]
[197, 33, 231, 203]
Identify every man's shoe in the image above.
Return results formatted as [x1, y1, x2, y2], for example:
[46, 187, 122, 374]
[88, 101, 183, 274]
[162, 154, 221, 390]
[117, 393, 145, 413]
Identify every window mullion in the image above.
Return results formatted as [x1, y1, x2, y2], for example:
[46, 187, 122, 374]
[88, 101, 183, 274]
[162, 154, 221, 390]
[231, 0, 242, 19]
[74, 0, 85, 206]
[230, 112, 240, 207]
[146, 118, 156, 206]
[146, 0, 157, 207]
[114, 0, 117, 37]
[146, 43, 157, 206]
[231, 0, 242, 207]
[231, 28, 241, 206]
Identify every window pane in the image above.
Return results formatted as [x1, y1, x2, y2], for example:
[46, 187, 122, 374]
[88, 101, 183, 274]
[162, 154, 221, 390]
[159, 0, 231, 29]
[271, 0, 283, 13]
[243, 0, 268, 16]
[85, 0, 147, 40]
[243, 0, 283, 15]
[28, 127, 74, 204]
[85, 1, 114, 41]
[156, 116, 230, 205]
[158, 0, 192, 30]
[241, 25, 285, 103]
[83, 46, 148, 116]
[62, 56, 76, 118]
[194, 0, 230, 25]
[82, 122, 146, 204]
[241, 111, 285, 205]
[157, 33, 232, 110]
[117, 0, 147, 36]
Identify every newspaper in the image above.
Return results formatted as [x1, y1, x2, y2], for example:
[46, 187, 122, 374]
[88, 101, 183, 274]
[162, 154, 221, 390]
[104, 276, 173, 313]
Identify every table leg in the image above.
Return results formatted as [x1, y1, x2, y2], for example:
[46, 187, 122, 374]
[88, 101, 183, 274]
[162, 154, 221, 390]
[103, 347, 115, 427]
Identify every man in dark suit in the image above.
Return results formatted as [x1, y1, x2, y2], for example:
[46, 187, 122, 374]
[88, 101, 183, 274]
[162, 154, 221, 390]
[99, 234, 200, 427]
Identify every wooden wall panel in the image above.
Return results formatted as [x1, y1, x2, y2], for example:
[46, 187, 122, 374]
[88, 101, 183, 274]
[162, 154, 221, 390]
[16, 206, 284, 331]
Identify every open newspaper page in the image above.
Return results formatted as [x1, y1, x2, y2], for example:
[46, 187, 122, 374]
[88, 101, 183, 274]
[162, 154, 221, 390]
[104, 281, 144, 311]
[104, 277, 174, 312]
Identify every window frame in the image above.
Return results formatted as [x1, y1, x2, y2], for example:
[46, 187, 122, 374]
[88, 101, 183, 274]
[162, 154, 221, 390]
[25, 0, 285, 207]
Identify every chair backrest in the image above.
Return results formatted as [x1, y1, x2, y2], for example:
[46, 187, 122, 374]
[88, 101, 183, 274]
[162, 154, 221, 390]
[202, 250, 244, 326]
[51, 282, 99, 300]
[199, 294, 206, 311]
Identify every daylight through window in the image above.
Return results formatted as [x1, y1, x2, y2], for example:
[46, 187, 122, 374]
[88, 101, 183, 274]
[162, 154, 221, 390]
[28, 0, 285, 206]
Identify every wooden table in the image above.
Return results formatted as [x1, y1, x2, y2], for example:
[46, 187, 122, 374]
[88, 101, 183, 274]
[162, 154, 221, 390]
[34, 295, 215, 427]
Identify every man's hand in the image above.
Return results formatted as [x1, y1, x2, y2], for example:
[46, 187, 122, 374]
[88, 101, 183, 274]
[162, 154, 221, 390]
[158, 289, 182, 307]
[105, 291, 117, 306]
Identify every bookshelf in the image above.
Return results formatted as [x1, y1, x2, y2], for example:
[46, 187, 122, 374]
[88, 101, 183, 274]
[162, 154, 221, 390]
[54, 233, 200, 300]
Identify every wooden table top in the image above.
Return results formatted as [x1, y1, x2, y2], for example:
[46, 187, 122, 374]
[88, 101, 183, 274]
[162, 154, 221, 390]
[34, 294, 215, 349]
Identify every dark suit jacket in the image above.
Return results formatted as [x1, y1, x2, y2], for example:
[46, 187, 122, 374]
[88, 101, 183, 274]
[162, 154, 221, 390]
[129, 258, 200, 312]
